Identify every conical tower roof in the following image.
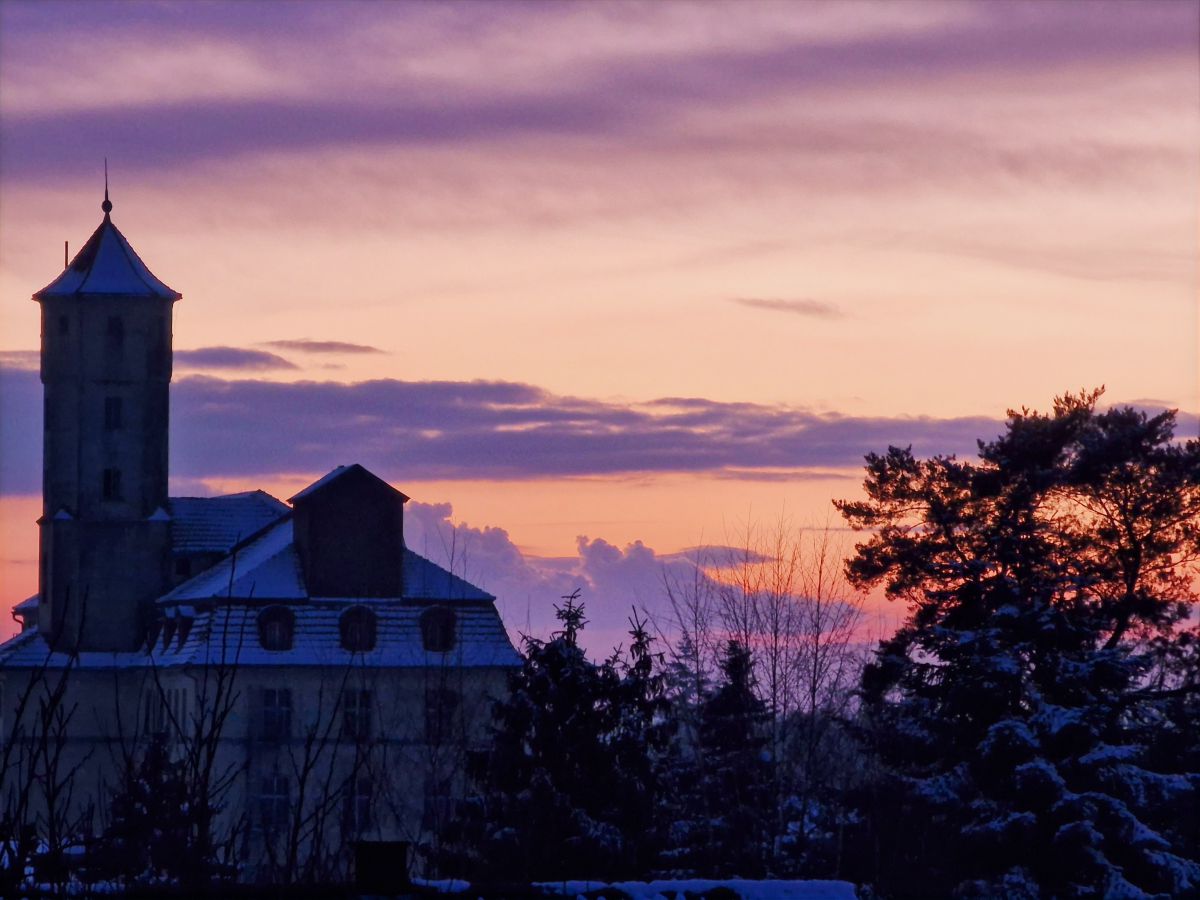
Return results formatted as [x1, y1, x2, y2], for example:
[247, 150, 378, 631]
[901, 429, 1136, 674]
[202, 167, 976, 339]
[33, 193, 181, 301]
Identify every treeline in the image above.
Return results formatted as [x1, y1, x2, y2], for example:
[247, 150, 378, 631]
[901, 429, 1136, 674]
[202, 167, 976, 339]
[434, 392, 1200, 898]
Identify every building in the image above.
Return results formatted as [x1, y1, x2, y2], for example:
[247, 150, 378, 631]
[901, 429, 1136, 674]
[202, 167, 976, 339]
[0, 190, 521, 883]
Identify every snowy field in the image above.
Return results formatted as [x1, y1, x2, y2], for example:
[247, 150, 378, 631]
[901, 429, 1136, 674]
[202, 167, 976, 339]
[412, 878, 858, 899]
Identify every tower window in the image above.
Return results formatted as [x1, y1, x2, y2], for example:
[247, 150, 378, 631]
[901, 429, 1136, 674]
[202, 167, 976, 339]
[106, 316, 124, 350]
[420, 607, 457, 653]
[104, 397, 122, 430]
[102, 468, 122, 501]
[57, 315, 69, 335]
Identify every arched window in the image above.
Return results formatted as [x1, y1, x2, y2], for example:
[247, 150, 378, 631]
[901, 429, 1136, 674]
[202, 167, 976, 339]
[258, 606, 294, 651]
[420, 607, 456, 653]
[339, 606, 377, 652]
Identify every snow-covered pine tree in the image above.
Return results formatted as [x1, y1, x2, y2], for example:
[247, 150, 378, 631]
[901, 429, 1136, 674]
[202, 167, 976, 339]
[837, 391, 1200, 897]
[438, 593, 670, 882]
[662, 640, 773, 878]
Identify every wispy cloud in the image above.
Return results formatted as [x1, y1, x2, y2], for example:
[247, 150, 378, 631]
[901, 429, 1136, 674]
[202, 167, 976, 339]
[174, 347, 297, 371]
[260, 339, 385, 355]
[733, 297, 845, 319]
[0, 351, 39, 371]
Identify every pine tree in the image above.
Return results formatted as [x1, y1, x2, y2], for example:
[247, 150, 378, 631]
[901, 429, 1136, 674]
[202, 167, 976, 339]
[837, 391, 1200, 897]
[663, 640, 773, 878]
[441, 593, 670, 882]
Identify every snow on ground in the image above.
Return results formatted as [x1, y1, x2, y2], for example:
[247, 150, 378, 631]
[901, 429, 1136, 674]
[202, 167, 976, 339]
[413, 878, 857, 898]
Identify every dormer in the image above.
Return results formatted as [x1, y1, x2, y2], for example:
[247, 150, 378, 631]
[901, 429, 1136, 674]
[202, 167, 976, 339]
[289, 464, 408, 597]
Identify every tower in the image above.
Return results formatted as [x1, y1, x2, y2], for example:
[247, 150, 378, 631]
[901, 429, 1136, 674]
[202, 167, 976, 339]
[33, 188, 180, 651]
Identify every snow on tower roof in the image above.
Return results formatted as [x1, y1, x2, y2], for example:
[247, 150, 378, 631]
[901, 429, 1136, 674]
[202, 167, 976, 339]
[33, 197, 181, 301]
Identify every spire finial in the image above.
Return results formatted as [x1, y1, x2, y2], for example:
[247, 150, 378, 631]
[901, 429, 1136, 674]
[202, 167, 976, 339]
[101, 158, 112, 215]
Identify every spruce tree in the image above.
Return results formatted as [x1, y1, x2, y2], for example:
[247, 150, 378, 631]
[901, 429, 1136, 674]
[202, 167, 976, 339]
[837, 392, 1200, 897]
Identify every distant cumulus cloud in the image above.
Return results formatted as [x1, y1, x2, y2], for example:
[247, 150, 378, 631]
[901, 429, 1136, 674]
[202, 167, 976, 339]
[260, 339, 385, 355]
[174, 347, 297, 371]
[733, 297, 845, 319]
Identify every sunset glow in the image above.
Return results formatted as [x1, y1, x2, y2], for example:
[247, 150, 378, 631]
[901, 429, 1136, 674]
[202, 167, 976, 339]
[2, 0, 1196, 649]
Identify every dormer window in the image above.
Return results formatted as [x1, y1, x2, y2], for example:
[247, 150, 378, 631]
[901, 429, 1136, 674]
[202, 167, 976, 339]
[420, 607, 456, 653]
[257, 606, 294, 651]
[339, 607, 377, 653]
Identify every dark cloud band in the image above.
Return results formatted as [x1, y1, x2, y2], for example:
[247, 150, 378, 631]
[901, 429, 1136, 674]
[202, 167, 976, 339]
[0, 366, 1012, 495]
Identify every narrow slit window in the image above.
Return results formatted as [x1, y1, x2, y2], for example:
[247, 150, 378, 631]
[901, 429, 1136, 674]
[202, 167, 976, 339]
[106, 316, 124, 350]
[102, 468, 122, 501]
[104, 397, 122, 430]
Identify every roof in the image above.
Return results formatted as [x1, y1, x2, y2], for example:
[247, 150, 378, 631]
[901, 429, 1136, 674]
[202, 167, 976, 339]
[0, 603, 521, 670]
[33, 206, 181, 301]
[168, 491, 290, 555]
[13, 594, 37, 614]
[161, 516, 494, 603]
[146, 602, 521, 668]
[289, 464, 409, 504]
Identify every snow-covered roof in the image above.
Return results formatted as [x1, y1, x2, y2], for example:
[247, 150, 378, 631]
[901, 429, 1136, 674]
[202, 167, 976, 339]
[161, 516, 494, 603]
[33, 206, 181, 301]
[168, 491, 289, 555]
[13, 594, 37, 614]
[163, 517, 304, 601]
[145, 602, 520, 668]
[0, 602, 521, 670]
[289, 463, 409, 503]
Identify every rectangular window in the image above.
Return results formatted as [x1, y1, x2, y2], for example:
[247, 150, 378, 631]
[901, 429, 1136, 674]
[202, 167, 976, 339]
[57, 315, 69, 335]
[342, 689, 372, 742]
[102, 468, 122, 501]
[257, 773, 290, 832]
[422, 776, 455, 832]
[342, 775, 372, 836]
[106, 315, 124, 349]
[104, 396, 122, 430]
[424, 688, 459, 746]
[260, 688, 292, 742]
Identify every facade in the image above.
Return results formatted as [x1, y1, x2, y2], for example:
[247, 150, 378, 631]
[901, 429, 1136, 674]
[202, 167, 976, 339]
[0, 193, 520, 881]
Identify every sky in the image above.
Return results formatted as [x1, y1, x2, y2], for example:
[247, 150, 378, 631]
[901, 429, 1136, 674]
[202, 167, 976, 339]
[1, 0, 1197, 651]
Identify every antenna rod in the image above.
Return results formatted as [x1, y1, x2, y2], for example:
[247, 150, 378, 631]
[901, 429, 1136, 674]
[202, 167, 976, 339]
[64, 241, 68, 268]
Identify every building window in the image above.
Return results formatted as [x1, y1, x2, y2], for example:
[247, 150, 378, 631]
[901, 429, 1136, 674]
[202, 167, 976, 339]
[424, 688, 458, 745]
[257, 606, 294, 651]
[339, 606, 377, 652]
[420, 607, 457, 653]
[343, 775, 373, 836]
[102, 468, 122, 501]
[260, 687, 292, 742]
[57, 315, 69, 335]
[256, 773, 290, 832]
[342, 689, 372, 742]
[104, 396, 123, 430]
[106, 315, 124, 350]
[423, 776, 455, 832]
